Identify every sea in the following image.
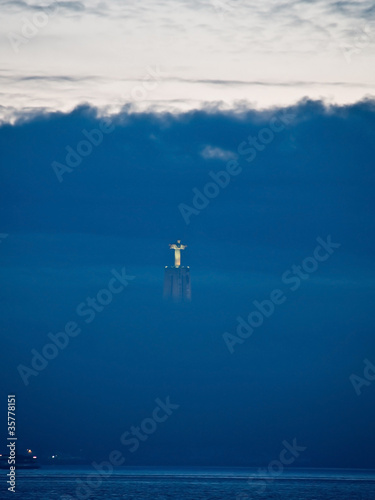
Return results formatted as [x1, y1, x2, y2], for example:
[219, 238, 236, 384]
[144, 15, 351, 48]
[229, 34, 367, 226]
[4, 467, 375, 499]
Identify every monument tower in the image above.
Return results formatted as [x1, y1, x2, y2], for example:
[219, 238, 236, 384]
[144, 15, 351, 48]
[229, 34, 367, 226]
[163, 240, 191, 302]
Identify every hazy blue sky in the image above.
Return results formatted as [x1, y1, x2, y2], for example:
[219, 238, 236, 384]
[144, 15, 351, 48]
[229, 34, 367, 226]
[1, 100, 375, 466]
[0, 0, 374, 471]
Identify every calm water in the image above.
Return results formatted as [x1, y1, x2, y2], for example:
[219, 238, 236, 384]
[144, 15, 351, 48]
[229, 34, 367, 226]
[4, 467, 375, 499]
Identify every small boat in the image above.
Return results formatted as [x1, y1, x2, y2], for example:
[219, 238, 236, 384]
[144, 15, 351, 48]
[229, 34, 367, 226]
[46, 452, 88, 465]
[0, 451, 40, 469]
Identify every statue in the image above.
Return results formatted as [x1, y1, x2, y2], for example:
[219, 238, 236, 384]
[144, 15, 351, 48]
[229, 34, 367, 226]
[164, 240, 191, 301]
[169, 240, 187, 267]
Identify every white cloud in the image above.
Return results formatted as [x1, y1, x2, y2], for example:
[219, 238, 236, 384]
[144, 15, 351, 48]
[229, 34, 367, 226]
[201, 145, 237, 161]
[0, 0, 374, 121]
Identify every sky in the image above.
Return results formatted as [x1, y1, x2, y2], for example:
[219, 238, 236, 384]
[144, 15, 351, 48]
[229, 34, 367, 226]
[0, 0, 375, 121]
[0, 0, 375, 471]
[1, 101, 375, 467]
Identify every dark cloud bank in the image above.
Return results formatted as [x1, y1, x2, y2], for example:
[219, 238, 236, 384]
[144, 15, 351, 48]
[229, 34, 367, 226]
[0, 99, 375, 467]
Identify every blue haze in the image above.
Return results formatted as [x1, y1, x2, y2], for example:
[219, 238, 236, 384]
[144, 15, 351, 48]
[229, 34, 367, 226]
[0, 100, 374, 467]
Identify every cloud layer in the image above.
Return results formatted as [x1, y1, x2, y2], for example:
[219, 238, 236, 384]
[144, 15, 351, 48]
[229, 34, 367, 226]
[0, 0, 374, 120]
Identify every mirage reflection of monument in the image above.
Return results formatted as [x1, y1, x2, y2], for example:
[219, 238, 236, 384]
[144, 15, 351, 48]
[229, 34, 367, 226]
[163, 240, 191, 302]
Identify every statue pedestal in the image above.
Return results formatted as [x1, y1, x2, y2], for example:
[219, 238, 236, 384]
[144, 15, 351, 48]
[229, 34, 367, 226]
[163, 266, 191, 302]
